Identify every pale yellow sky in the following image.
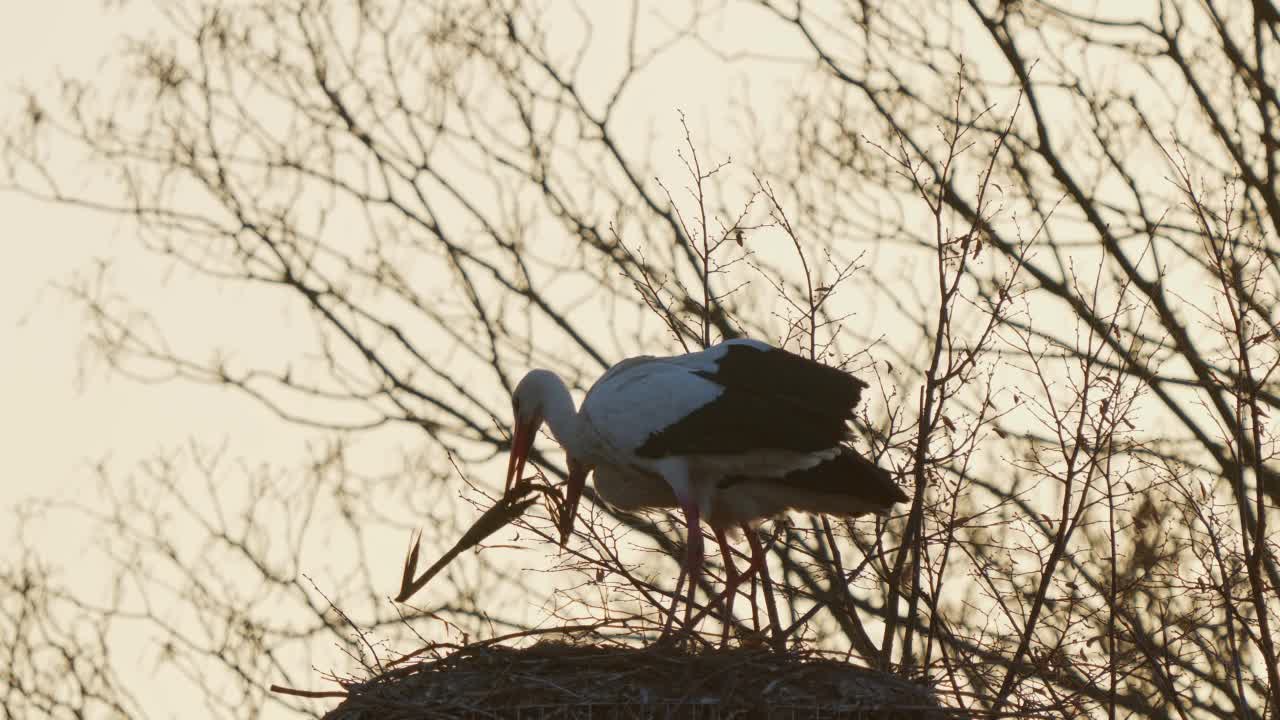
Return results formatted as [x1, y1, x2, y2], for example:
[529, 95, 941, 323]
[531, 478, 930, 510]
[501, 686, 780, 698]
[1, 8, 479, 717]
[0, 3, 1189, 717]
[0, 1, 819, 514]
[0, 4, 314, 517]
[0, 8, 824, 716]
[1, 3, 148, 509]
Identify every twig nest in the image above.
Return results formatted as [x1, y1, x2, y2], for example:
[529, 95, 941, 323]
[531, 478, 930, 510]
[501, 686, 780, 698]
[324, 641, 945, 719]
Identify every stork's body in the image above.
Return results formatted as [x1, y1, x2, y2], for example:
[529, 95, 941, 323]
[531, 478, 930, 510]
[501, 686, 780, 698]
[504, 339, 907, 641]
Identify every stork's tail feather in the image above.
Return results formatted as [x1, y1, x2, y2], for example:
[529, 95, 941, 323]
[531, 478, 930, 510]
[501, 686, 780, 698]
[769, 446, 908, 516]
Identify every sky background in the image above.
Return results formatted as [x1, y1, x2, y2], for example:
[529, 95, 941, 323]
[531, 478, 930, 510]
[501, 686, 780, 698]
[0, 8, 814, 714]
[0, 20, 382, 706]
[0, 2, 812, 513]
[4, 3, 410, 513]
[2, 3, 1210, 718]
[3, 6, 476, 714]
[1, 2, 164, 511]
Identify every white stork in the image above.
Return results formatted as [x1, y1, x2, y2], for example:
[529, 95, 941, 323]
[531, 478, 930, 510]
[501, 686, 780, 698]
[503, 339, 906, 638]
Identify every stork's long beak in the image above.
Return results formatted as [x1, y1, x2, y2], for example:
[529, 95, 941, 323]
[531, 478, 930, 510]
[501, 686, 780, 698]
[558, 458, 589, 546]
[504, 418, 536, 495]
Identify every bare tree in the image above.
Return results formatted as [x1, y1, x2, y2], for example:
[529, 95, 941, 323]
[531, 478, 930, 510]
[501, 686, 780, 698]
[742, 1, 1280, 717]
[4, 1, 1279, 719]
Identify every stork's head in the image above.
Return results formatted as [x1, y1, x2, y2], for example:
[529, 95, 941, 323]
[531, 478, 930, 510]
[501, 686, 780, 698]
[504, 371, 551, 495]
[506, 370, 590, 546]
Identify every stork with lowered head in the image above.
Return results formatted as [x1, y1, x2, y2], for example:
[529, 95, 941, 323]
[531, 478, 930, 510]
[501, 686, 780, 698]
[504, 339, 906, 640]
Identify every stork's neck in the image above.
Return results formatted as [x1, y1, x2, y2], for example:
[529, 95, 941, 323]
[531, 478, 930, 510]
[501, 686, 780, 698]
[528, 369, 590, 459]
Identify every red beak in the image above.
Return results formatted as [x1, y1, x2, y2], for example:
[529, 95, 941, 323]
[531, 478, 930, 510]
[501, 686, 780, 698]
[558, 458, 589, 546]
[504, 418, 536, 495]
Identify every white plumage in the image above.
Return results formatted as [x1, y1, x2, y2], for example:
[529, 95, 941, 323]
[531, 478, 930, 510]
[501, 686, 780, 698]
[577, 340, 840, 506]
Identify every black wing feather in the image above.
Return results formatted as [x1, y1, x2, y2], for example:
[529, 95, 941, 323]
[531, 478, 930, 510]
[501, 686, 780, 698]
[636, 343, 868, 457]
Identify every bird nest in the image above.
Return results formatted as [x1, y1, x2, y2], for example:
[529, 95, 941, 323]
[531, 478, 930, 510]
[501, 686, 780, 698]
[322, 640, 947, 720]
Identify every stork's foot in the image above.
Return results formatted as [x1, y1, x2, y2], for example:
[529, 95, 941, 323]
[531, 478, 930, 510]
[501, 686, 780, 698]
[654, 612, 713, 650]
[654, 621, 700, 649]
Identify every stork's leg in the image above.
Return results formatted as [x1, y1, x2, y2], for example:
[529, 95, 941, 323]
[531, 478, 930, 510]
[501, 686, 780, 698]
[653, 461, 707, 643]
[731, 524, 765, 637]
[745, 525, 785, 651]
[660, 564, 688, 639]
[686, 529, 767, 639]
[713, 526, 740, 645]
[656, 501, 705, 642]
[749, 572, 761, 632]
[680, 501, 704, 632]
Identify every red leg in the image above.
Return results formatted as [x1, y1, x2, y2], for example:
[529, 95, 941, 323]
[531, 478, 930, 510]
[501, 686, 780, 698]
[735, 524, 769, 575]
[734, 523, 766, 634]
[659, 564, 687, 640]
[749, 572, 761, 632]
[680, 501, 703, 632]
[713, 526, 740, 644]
[745, 525, 785, 651]
[658, 468, 706, 643]
[686, 526, 767, 637]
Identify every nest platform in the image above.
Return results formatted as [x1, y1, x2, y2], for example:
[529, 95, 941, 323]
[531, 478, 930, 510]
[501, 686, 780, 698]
[323, 641, 946, 719]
